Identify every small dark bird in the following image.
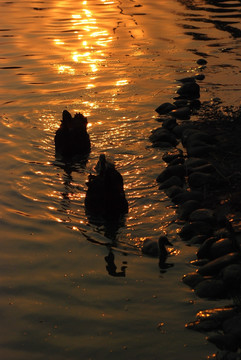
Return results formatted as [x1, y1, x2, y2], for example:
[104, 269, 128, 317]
[85, 154, 128, 218]
[142, 236, 173, 269]
[55, 110, 91, 159]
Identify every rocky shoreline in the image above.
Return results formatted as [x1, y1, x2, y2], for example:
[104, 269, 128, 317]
[148, 59, 241, 360]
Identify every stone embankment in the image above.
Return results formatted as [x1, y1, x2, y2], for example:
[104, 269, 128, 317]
[148, 59, 241, 360]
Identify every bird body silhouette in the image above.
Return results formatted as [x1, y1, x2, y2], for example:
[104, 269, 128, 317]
[85, 154, 128, 218]
[55, 110, 91, 159]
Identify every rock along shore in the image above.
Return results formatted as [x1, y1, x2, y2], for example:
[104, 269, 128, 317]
[148, 59, 241, 360]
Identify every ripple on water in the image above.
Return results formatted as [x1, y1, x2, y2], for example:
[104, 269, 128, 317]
[1, 0, 241, 359]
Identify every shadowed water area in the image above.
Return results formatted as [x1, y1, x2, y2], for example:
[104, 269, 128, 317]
[0, 0, 241, 359]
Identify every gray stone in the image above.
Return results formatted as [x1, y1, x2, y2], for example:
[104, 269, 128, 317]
[172, 190, 203, 205]
[223, 314, 241, 339]
[207, 334, 239, 352]
[186, 319, 219, 332]
[194, 279, 227, 299]
[197, 237, 217, 259]
[170, 106, 191, 120]
[173, 99, 188, 108]
[188, 172, 216, 188]
[221, 264, 241, 290]
[187, 144, 214, 157]
[185, 157, 208, 168]
[182, 272, 204, 288]
[177, 200, 201, 220]
[195, 74, 205, 80]
[189, 234, 209, 245]
[162, 148, 183, 163]
[158, 176, 183, 189]
[188, 163, 215, 175]
[179, 221, 212, 240]
[156, 164, 185, 183]
[210, 238, 234, 260]
[177, 82, 200, 99]
[189, 209, 215, 224]
[165, 185, 184, 198]
[197, 58, 207, 65]
[198, 252, 241, 276]
[149, 128, 178, 146]
[155, 102, 176, 115]
[162, 117, 177, 130]
[185, 131, 213, 147]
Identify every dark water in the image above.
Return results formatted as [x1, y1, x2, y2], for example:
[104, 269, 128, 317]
[0, 1, 241, 359]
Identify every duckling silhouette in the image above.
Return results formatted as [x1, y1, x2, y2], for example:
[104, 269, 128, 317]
[85, 154, 128, 218]
[142, 236, 173, 269]
[55, 110, 91, 159]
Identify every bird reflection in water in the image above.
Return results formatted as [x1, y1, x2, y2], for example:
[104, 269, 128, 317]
[84, 154, 129, 276]
[105, 247, 127, 277]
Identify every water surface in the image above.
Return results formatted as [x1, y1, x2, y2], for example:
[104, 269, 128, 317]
[0, 0, 241, 359]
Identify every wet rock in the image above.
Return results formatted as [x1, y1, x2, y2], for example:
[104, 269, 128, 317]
[207, 334, 240, 352]
[186, 319, 220, 332]
[189, 234, 209, 245]
[170, 106, 191, 120]
[189, 208, 215, 224]
[188, 172, 216, 188]
[197, 58, 207, 65]
[177, 200, 201, 220]
[214, 228, 232, 240]
[162, 117, 177, 130]
[152, 141, 174, 148]
[189, 99, 201, 109]
[165, 185, 184, 198]
[155, 102, 176, 115]
[177, 81, 200, 99]
[172, 190, 203, 205]
[190, 259, 209, 267]
[173, 99, 188, 108]
[188, 163, 215, 175]
[168, 157, 185, 166]
[158, 175, 184, 189]
[162, 148, 183, 163]
[156, 164, 185, 183]
[179, 221, 212, 240]
[213, 350, 241, 360]
[184, 131, 213, 147]
[194, 279, 227, 299]
[184, 157, 209, 172]
[182, 272, 205, 288]
[223, 314, 241, 339]
[177, 76, 196, 83]
[198, 253, 241, 276]
[187, 144, 214, 158]
[196, 306, 237, 324]
[197, 237, 218, 259]
[149, 128, 178, 146]
[181, 128, 199, 143]
[195, 74, 205, 80]
[172, 125, 187, 138]
[221, 264, 241, 292]
[210, 238, 234, 260]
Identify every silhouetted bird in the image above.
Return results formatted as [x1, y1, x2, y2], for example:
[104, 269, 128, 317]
[142, 236, 173, 269]
[55, 110, 91, 159]
[85, 154, 128, 218]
